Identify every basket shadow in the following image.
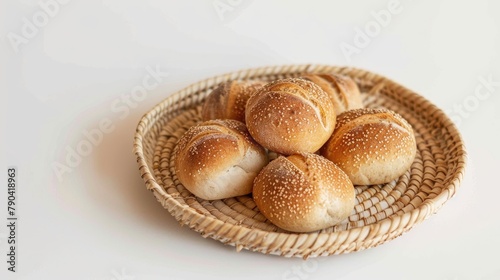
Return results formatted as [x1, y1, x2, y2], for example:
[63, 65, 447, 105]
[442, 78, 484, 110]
[87, 111, 202, 235]
[86, 106, 261, 256]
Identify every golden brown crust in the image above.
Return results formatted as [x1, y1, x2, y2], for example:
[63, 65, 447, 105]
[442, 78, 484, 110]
[301, 73, 363, 114]
[201, 80, 265, 123]
[245, 78, 336, 155]
[253, 153, 355, 232]
[174, 119, 269, 200]
[321, 108, 416, 185]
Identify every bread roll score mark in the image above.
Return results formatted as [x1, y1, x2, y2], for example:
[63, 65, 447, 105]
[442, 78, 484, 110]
[254, 156, 312, 220]
[245, 78, 336, 154]
[174, 119, 268, 200]
[260, 79, 331, 129]
[253, 153, 355, 232]
[302, 74, 348, 112]
[301, 73, 363, 114]
[321, 108, 417, 185]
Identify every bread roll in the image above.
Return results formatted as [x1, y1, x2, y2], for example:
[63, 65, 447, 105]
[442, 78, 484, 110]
[201, 80, 265, 123]
[174, 119, 268, 200]
[321, 108, 416, 185]
[253, 153, 355, 232]
[245, 78, 336, 155]
[301, 73, 363, 114]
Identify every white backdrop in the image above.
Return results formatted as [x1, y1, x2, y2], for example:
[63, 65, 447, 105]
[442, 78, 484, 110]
[1, 0, 500, 279]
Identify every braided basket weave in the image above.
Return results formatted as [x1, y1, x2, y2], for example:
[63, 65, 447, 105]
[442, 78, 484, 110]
[133, 64, 466, 258]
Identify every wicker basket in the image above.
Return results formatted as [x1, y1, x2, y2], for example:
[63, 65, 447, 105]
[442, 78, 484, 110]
[133, 64, 466, 258]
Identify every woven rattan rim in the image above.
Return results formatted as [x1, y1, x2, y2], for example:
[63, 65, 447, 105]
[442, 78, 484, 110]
[133, 64, 466, 258]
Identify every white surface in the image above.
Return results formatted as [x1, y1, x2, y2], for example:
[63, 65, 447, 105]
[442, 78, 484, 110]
[1, 0, 500, 279]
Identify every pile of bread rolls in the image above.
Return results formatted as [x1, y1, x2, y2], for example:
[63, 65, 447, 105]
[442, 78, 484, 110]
[174, 74, 417, 233]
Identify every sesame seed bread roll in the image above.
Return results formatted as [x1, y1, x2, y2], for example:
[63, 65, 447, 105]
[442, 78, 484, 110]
[245, 78, 336, 155]
[201, 80, 266, 123]
[321, 108, 417, 185]
[174, 119, 269, 200]
[253, 153, 355, 233]
[302, 73, 363, 114]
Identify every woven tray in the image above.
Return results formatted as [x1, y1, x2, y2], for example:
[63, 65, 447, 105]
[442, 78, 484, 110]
[133, 64, 466, 258]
